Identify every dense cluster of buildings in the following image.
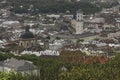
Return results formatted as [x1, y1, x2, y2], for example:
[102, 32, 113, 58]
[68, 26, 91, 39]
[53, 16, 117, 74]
[0, 3, 119, 57]
[0, 0, 120, 73]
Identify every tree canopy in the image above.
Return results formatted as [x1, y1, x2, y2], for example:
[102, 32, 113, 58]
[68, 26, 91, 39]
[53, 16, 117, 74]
[7, 0, 102, 14]
[0, 49, 120, 80]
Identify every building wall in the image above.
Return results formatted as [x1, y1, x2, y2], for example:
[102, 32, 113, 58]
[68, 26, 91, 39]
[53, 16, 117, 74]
[0, 66, 38, 75]
[71, 20, 84, 34]
[116, 22, 120, 29]
[19, 39, 36, 48]
[71, 19, 76, 29]
[108, 31, 120, 38]
[0, 67, 11, 72]
[76, 13, 83, 21]
[49, 44, 62, 50]
[84, 22, 104, 33]
[76, 21, 84, 34]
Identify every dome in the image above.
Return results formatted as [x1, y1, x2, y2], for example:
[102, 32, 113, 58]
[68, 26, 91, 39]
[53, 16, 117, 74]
[20, 31, 35, 39]
[20, 26, 35, 39]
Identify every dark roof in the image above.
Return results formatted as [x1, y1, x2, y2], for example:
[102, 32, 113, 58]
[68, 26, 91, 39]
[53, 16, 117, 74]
[20, 26, 35, 39]
[20, 31, 35, 39]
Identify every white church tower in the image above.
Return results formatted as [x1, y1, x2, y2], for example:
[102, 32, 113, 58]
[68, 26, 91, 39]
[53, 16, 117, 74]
[76, 10, 83, 21]
[75, 9, 84, 34]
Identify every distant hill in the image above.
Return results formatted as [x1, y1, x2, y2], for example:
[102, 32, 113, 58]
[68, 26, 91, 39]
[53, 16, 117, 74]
[6, 0, 102, 14]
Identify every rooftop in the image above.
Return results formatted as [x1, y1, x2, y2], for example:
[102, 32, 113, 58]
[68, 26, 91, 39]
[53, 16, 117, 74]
[0, 58, 36, 71]
[20, 26, 35, 39]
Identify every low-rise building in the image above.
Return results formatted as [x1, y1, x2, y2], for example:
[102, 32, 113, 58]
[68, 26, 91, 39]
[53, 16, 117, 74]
[84, 18, 105, 33]
[0, 58, 37, 74]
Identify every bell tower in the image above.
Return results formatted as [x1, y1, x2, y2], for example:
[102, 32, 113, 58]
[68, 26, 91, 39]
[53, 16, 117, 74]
[75, 9, 84, 34]
[76, 9, 83, 21]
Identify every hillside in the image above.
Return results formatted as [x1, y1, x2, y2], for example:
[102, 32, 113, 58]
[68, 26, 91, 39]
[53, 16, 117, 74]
[6, 0, 102, 14]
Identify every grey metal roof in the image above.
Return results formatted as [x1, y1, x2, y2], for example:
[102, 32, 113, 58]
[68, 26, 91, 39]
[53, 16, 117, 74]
[0, 58, 37, 71]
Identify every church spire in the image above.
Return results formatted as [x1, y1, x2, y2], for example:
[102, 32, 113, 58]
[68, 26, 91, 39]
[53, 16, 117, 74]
[25, 26, 30, 32]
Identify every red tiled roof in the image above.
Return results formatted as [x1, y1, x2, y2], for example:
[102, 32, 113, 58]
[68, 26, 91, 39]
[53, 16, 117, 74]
[83, 56, 109, 64]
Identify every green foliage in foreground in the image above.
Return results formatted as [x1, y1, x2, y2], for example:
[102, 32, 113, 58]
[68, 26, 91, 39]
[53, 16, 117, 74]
[60, 54, 120, 80]
[0, 70, 40, 80]
[60, 64, 120, 80]
[0, 50, 120, 80]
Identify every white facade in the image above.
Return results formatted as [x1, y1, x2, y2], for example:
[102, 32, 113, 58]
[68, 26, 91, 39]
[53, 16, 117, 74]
[49, 43, 62, 50]
[19, 39, 36, 49]
[108, 31, 120, 38]
[21, 50, 60, 56]
[74, 10, 84, 34]
[76, 12, 83, 21]
[46, 14, 60, 19]
[76, 21, 84, 34]
[2, 21, 21, 29]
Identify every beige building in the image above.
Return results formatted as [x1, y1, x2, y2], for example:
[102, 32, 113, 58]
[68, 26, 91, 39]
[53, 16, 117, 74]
[71, 10, 84, 34]
[19, 26, 36, 49]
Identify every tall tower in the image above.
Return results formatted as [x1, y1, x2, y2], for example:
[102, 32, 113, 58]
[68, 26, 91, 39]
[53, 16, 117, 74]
[76, 9, 83, 21]
[75, 9, 84, 34]
[76, 22, 84, 34]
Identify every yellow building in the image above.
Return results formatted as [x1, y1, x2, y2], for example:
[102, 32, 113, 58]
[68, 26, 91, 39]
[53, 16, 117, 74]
[71, 19, 76, 29]
[19, 26, 36, 49]
[71, 19, 84, 34]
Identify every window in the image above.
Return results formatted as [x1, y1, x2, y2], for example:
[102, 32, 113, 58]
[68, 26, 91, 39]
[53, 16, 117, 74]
[21, 43, 22, 46]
